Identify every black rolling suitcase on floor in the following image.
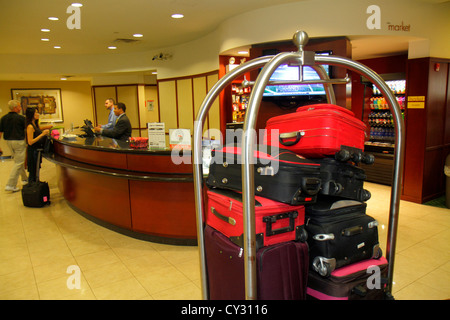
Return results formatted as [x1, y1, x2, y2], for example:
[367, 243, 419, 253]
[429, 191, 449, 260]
[204, 225, 309, 300]
[206, 145, 322, 205]
[305, 197, 381, 277]
[315, 157, 371, 202]
[22, 149, 51, 208]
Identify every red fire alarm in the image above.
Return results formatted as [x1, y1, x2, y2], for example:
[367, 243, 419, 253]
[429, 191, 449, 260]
[434, 63, 440, 72]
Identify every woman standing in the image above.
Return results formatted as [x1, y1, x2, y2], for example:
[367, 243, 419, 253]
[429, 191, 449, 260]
[25, 107, 52, 183]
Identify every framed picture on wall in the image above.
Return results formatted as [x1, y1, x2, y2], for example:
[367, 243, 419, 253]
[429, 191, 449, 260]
[11, 88, 64, 122]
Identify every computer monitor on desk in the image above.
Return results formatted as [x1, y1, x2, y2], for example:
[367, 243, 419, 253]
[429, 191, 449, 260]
[80, 119, 95, 137]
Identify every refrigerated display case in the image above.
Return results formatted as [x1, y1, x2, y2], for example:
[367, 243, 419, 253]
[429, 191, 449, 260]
[362, 79, 406, 185]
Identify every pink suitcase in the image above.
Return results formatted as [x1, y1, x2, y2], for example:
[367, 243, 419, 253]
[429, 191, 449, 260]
[264, 104, 366, 158]
[306, 257, 388, 300]
[206, 188, 307, 249]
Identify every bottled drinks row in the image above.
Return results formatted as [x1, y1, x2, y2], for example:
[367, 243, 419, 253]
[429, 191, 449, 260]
[370, 96, 405, 110]
[372, 80, 406, 95]
[370, 127, 395, 142]
[368, 111, 397, 127]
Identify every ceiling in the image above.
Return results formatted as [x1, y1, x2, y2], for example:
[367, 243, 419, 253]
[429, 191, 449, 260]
[0, 0, 307, 56]
[0, 0, 447, 81]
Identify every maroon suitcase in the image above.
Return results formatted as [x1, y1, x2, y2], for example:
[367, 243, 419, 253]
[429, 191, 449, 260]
[307, 257, 388, 300]
[264, 104, 366, 158]
[204, 225, 309, 300]
[206, 188, 307, 249]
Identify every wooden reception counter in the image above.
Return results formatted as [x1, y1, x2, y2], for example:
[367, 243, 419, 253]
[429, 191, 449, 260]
[47, 136, 197, 245]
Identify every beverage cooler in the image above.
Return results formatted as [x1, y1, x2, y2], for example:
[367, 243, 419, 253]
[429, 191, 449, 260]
[361, 77, 406, 185]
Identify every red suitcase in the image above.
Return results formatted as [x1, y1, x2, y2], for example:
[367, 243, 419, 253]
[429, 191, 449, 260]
[307, 257, 388, 300]
[204, 225, 309, 300]
[264, 104, 366, 158]
[206, 188, 307, 249]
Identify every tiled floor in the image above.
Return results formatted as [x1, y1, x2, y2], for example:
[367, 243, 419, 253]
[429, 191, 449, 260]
[0, 158, 449, 300]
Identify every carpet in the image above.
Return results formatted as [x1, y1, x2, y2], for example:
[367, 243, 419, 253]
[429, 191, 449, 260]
[423, 196, 448, 209]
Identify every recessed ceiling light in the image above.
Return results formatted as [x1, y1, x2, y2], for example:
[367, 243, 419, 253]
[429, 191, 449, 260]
[60, 77, 67, 80]
[54, 46, 61, 49]
[41, 28, 50, 32]
[48, 17, 59, 21]
[108, 46, 117, 50]
[71, 3, 83, 7]
[41, 38, 50, 41]
[151, 72, 157, 75]
[133, 34, 143, 38]
[238, 51, 249, 55]
[171, 13, 184, 19]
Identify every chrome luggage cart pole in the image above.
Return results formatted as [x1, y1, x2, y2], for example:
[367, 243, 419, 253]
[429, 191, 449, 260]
[193, 56, 273, 299]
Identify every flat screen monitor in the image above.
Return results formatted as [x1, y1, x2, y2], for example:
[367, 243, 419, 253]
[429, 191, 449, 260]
[262, 51, 332, 105]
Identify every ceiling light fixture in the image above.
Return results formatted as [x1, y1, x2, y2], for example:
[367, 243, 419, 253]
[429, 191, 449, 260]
[133, 34, 143, 38]
[171, 13, 184, 19]
[48, 17, 59, 21]
[108, 46, 117, 50]
[54, 46, 61, 49]
[41, 28, 50, 32]
[71, 3, 83, 7]
[238, 51, 249, 55]
[41, 38, 50, 41]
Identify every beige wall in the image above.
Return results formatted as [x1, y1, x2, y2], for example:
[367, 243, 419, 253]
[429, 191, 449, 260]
[0, 80, 93, 156]
[157, 71, 220, 145]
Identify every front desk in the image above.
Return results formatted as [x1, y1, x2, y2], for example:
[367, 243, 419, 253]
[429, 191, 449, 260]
[47, 136, 197, 245]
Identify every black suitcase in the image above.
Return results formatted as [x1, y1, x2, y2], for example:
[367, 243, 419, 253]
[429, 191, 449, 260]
[206, 145, 322, 205]
[305, 197, 381, 277]
[204, 225, 309, 300]
[22, 149, 51, 208]
[315, 157, 371, 202]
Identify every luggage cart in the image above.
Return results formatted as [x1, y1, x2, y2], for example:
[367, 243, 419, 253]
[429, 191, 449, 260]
[193, 30, 404, 300]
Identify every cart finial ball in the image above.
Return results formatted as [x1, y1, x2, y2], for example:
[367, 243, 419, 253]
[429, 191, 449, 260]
[293, 31, 309, 50]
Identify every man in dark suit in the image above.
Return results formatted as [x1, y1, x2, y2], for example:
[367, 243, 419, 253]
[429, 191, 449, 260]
[94, 102, 132, 141]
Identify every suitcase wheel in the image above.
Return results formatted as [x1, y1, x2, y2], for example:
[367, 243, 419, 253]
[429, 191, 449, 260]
[312, 256, 335, 277]
[373, 246, 383, 259]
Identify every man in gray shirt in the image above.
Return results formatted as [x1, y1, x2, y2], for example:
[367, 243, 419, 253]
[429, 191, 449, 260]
[0, 100, 28, 192]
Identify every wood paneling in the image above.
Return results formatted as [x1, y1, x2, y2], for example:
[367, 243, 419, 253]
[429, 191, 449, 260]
[93, 86, 116, 126]
[401, 58, 450, 203]
[53, 139, 197, 243]
[158, 81, 178, 131]
[126, 153, 192, 174]
[207, 74, 221, 140]
[54, 142, 128, 169]
[130, 180, 197, 239]
[177, 78, 194, 131]
[57, 166, 132, 229]
[117, 85, 139, 129]
[157, 72, 220, 141]
[193, 76, 208, 134]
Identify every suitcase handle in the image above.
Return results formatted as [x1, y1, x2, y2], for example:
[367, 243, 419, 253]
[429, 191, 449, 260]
[262, 211, 298, 236]
[211, 207, 236, 226]
[342, 225, 363, 236]
[279, 131, 304, 146]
